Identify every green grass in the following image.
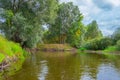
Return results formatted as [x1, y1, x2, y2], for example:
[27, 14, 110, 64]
[0, 35, 25, 64]
[0, 53, 5, 63]
[38, 44, 73, 51]
[104, 46, 117, 52]
[79, 47, 86, 51]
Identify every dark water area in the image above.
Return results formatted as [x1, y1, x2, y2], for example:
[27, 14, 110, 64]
[7, 51, 120, 80]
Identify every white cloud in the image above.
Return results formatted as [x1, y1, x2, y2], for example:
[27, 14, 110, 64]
[106, 0, 120, 7]
[102, 29, 114, 36]
[60, 0, 72, 3]
[61, 0, 102, 16]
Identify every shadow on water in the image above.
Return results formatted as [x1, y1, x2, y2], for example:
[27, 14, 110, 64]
[7, 51, 120, 80]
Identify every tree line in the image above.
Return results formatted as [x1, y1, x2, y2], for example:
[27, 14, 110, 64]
[0, 0, 120, 51]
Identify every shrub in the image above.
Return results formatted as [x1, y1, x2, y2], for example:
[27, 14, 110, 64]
[82, 37, 113, 50]
[79, 47, 86, 51]
[104, 46, 117, 52]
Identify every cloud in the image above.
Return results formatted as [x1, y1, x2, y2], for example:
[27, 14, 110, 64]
[93, 0, 113, 11]
[60, 0, 120, 36]
[60, 0, 102, 24]
[93, 0, 120, 10]
[106, 0, 120, 7]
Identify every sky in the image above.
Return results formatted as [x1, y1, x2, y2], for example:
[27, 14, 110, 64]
[60, 0, 120, 36]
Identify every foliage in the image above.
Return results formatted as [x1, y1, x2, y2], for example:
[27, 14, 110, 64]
[0, 11, 41, 48]
[84, 20, 103, 41]
[82, 37, 113, 50]
[0, 0, 118, 51]
[0, 53, 5, 63]
[116, 40, 120, 50]
[9, 42, 23, 55]
[0, 0, 59, 48]
[79, 47, 86, 51]
[67, 21, 85, 48]
[44, 2, 84, 46]
[0, 35, 25, 64]
[0, 0, 58, 23]
[104, 46, 117, 52]
[111, 28, 120, 44]
[103, 28, 120, 51]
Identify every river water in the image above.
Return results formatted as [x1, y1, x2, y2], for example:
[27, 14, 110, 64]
[8, 51, 120, 80]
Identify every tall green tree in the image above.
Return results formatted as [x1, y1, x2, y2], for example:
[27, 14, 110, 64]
[0, 0, 58, 48]
[84, 20, 103, 41]
[66, 17, 85, 48]
[46, 2, 84, 45]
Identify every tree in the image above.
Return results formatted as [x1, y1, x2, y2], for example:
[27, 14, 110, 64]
[84, 20, 103, 41]
[0, 0, 58, 48]
[112, 27, 120, 44]
[0, 0, 58, 23]
[46, 2, 83, 44]
[66, 17, 85, 48]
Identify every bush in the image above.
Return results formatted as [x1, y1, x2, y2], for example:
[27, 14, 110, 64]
[104, 46, 117, 52]
[82, 37, 113, 50]
[79, 47, 86, 51]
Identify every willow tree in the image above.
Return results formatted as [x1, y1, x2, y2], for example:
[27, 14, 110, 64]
[0, 0, 58, 48]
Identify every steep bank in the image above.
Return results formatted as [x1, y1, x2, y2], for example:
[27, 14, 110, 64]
[0, 35, 25, 79]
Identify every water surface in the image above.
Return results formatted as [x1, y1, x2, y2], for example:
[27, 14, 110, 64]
[8, 52, 120, 80]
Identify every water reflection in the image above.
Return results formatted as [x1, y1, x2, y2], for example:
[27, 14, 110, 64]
[97, 63, 120, 80]
[8, 52, 120, 80]
[81, 72, 95, 80]
[38, 60, 48, 80]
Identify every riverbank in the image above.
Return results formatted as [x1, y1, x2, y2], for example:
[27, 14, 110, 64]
[0, 35, 25, 79]
[37, 44, 120, 55]
[37, 44, 76, 52]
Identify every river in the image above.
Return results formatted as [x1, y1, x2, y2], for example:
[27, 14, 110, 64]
[7, 51, 120, 80]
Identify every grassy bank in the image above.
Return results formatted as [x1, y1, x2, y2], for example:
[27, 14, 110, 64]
[38, 44, 75, 51]
[0, 35, 25, 74]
